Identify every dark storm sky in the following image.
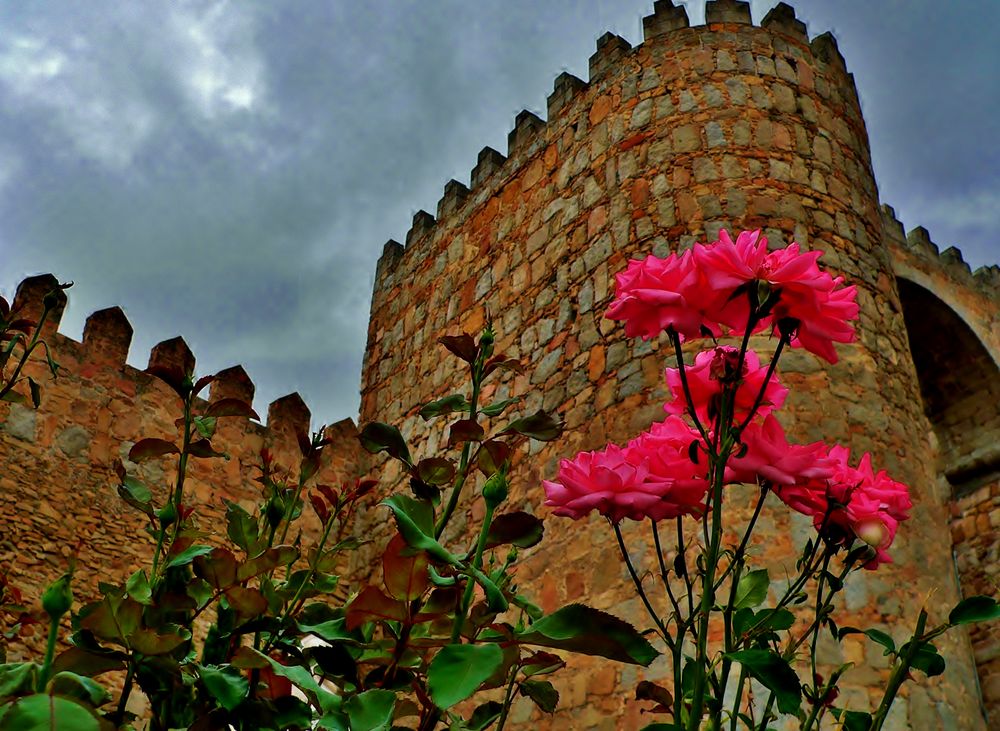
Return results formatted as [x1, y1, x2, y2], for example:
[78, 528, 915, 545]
[0, 0, 997, 428]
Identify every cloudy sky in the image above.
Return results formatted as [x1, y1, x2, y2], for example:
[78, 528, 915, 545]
[1, 0, 997, 428]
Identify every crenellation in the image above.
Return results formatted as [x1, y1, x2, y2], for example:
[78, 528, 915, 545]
[470, 146, 506, 190]
[761, 2, 808, 43]
[148, 336, 195, 375]
[375, 239, 405, 283]
[437, 179, 470, 220]
[641, 0, 690, 40]
[906, 225, 940, 256]
[705, 0, 752, 26]
[405, 210, 436, 249]
[809, 31, 846, 71]
[940, 246, 972, 275]
[12, 273, 67, 338]
[266, 392, 310, 451]
[547, 72, 587, 118]
[973, 264, 1000, 290]
[507, 109, 546, 155]
[81, 307, 133, 367]
[210, 364, 255, 406]
[588, 33, 631, 82]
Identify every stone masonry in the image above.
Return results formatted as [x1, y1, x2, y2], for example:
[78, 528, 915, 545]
[361, 1, 1000, 728]
[1, 1, 998, 729]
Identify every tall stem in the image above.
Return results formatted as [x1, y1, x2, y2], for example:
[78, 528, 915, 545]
[614, 522, 674, 650]
[451, 501, 495, 643]
[435, 374, 482, 538]
[494, 665, 520, 731]
[868, 610, 928, 731]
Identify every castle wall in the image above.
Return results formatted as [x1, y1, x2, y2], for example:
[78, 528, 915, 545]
[0, 274, 367, 660]
[360, 1, 988, 727]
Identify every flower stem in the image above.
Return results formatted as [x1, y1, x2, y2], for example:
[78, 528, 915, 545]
[614, 522, 674, 650]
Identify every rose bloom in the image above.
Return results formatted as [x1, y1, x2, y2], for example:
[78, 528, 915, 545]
[543, 423, 709, 522]
[604, 249, 722, 341]
[664, 346, 788, 426]
[693, 230, 859, 363]
[726, 415, 833, 491]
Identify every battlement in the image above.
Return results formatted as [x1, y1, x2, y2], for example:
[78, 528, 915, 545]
[371, 0, 859, 294]
[6, 273, 348, 443]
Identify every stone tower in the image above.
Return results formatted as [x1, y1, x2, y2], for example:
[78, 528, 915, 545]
[361, 1, 1000, 727]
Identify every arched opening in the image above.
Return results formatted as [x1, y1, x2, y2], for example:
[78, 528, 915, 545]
[898, 277, 1000, 721]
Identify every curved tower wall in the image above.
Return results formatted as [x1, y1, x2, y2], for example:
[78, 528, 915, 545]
[361, 2, 986, 727]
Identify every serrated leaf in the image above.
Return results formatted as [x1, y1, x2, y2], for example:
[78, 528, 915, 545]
[484, 512, 544, 549]
[382, 534, 429, 601]
[466, 701, 503, 730]
[225, 501, 259, 554]
[344, 689, 396, 731]
[125, 570, 152, 605]
[416, 458, 456, 486]
[517, 604, 658, 666]
[733, 569, 769, 610]
[726, 650, 801, 714]
[830, 708, 873, 731]
[0, 694, 102, 731]
[381, 495, 458, 565]
[501, 410, 563, 441]
[345, 586, 407, 630]
[949, 595, 1000, 625]
[359, 422, 411, 465]
[519, 679, 558, 713]
[47, 671, 110, 707]
[165, 544, 214, 569]
[199, 665, 249, 711]
[0, 663, 36, 696]
[427, 644, 504, 709]
[419, 394, 469, 420]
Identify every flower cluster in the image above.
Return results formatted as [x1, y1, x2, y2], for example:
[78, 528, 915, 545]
[605, 229, 859, 364]
[544, 229, 911, 569]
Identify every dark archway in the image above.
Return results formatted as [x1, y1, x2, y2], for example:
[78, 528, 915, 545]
[899, 277, 1000, 722]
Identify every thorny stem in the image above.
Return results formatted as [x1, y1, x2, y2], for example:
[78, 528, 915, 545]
[869, 609, 928, 731]
[450, 500, 495, 643]
[435, 370, 482, 539]
[613, 522, 675, 651]
[494, 665, 520, 731]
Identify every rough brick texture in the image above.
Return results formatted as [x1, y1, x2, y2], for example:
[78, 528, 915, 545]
[0, 278, 369, 663]
[360, 2, 998, 728]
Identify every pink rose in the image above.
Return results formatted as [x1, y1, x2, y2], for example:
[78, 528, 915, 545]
[726, 415, 833, 492]
[664, 346, 788, 426]
[605, 250, 722, 341]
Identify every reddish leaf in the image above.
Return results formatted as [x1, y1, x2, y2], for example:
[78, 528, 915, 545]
[193, 374, 216, 397]
[6, 318, 36, 334]
[345, 585, 407, 630]
[225, 586, 268, 619]
[51, 646, 127, 677]
[317, 485, 339, 508]
[296, 430, 313, 457]
[501, 410, 564, 442]
[129, 626, 190, 656]
[485, 512, 544, 549]
[349, 478, 378, 501]
[205, 398, 259, 420]
[635, 680, 674, 713]
[438, 333, 477, 363]
[237, 546, 298, 581]
[448, 419, 485, 447]
[416, 458, 456, 486]
[478, 439, 511, 476]
[520, 651, 565, 677]
[309, 494, 330, 524]
[193, 548, 239, 590]
[230, 646, 269, 670]
[188, 440, 225, 458]
[147, 365, 189, 398]
[79, 597, 142, 643]
[129, 438, 180, 462]
[483, 355, 524, 377]
[300, 452, 321, 481]
[383, 534, 430, 601]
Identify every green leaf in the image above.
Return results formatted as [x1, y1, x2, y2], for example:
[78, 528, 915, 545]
[193, 415, 217, 439]
[949, 596, 1000, 625]
[831, 708, 873, 731]
[864, 629, 895, 655]
[517, 604, 658, 666]
[485, 512, 544, 549]
[344, 689, 396, 731]
[904, 641, 946, 677]
[128, 437, 180, 462]
[519, 679, 558, 713]
[381, 495, 458, 565]
[520, 651, 565, 677]
[199, 665, 249, 711]
[237, 648, 340, 714]
[726, 650, 801, 714]
[468, 567, 509, 613]
[117, 477, 154, 517]
[0, 663, 37, 696]
[359, 422, 411, 465]
[46, 671, 110, 707]
[416, 458, 456, 486]
[193, 548, 239, 590]
[733, 569, 769, 610]
[225, 500, 259, 554]
[427, 644, 504, 709]
[501, 410, 563, 441]
[128, 626, 190, 655]
[165, 544, 215, 569]
[466, 701, 503, 730]
[419, 394, 469, 420]
[51, 648, 125, 678]
[237, 546, 298, 581]
[125, 570, 152, 605]
[481, 397, 520, 418]
[297, 617, 361, 645]
[0, 694, 102, 731]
